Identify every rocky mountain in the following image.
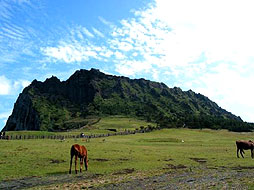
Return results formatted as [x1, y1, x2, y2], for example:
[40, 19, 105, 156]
[3, 68, 252, 132]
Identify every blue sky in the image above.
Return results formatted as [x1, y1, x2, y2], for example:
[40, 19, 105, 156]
[1, 0, 254, 130]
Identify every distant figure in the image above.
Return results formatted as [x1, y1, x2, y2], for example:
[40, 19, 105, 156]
[60, 136, 65, 142]
[236, 140, 254, 158]
[80, 133, 85, 138]
[69, 144, 88, 174]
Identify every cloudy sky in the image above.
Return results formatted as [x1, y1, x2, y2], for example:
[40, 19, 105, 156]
[1, 0, 254, 130]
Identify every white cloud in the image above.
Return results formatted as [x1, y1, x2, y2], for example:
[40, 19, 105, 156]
[2, 25, 25, 40]
[41, 42, 100, 63]
[114, 51, 126, 60]
[0, 110, 11, 128]
[0, 111, 11, 120]
[107, 0, 254, 122]
[0, 76, 11, 95]
[81, 27, 94, 38]
[0, 0, 13, 20]
[109, 0, 254, 77]
[13, 80, 30, 91]
[115, 60, 152, 76]
[40, 24, 108, 63]
[0, 76, 30, 96]
[155, 0, 254, 66]
[98, 16, 114, 28]
[151, 69, 159, 81]
[92, 27, 104, 38]
[99, 49, 113, 58]
[189, 64, 254, 121]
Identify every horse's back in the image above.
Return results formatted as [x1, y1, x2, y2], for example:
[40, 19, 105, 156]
[71, 144, 87, 157]
[236, 140, 253, 149]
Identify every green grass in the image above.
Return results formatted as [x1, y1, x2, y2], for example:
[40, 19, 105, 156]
[5, 116, 155, 137]
[1, 127, 254, 182]
[93, 115, 155, 131]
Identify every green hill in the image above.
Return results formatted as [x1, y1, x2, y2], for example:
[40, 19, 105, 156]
[3, 68, 253, 132]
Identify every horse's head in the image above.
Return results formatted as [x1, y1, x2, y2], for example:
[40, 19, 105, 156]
[248, 140, 254, 145]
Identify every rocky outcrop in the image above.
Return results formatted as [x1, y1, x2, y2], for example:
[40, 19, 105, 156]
[4, 90, 40, 131]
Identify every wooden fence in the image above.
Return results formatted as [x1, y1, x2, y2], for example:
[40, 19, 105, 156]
[0, 127, 159, 140]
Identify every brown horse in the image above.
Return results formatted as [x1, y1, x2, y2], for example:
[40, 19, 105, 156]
[236, 140, 254, 158]
[69, 144, 88, 174]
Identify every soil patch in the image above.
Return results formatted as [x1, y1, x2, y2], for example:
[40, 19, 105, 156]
[16, 146, 28, 151]
[190, 157, 207, 164]
[164, 164, 187, 170]
[119, 158, 129, 161]
[231, 166, 254, 170]
[92, 158, 109, 162]
[164, 158, 174, 161]
[113, 168, 135, 175]
[50, 159, 66, 164]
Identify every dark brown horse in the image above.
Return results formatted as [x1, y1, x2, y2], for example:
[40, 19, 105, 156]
[69, 144, 88, 174]
[236, 140, 254, 158]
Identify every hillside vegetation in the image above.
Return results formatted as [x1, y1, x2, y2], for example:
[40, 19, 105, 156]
[3, 69, 254, 132]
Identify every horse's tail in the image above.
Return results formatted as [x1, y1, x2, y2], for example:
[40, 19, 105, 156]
[85, 148, 88, 170]
[69, 145, 75, 174]
[70, 145, 76, 157]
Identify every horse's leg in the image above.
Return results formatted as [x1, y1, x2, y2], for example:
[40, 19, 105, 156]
[85, 156, 88, 171]
[69, 154, 73, 174]
[75, 155, 78, 174]
[251, 149, 254, 158]
[240, 149, 244, 158]
[237, 148, 240, 158]
[80, 157, 84, 173]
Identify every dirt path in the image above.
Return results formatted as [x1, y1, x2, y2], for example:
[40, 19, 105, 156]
[93, 168, 251, 190]
[1, 167, 253, 189]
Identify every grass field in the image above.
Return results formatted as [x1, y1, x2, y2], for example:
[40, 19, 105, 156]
[4, 116, 155, 137]
[1, 117, 254, 188]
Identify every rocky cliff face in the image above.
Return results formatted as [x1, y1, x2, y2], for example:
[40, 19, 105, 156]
[5, 89, 40, 131]
[2, 68, 244, 131]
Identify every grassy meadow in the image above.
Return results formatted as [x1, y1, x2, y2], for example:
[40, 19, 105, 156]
[4, 116, 155, 137]
[1, 117, 254, 187]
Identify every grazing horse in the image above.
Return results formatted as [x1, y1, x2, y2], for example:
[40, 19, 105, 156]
[236, 140, 254, 158]
[69, 144, 88, 174]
